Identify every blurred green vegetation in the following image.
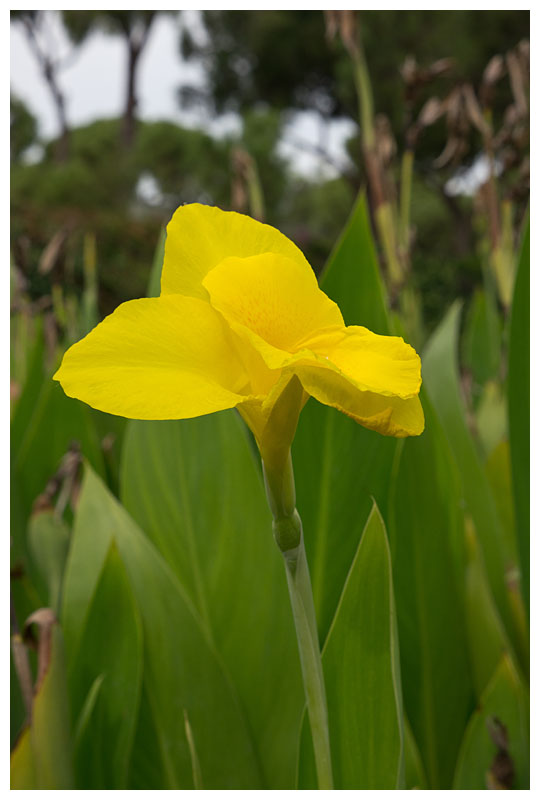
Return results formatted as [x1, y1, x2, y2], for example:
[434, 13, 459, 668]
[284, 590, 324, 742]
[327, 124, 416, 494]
[180, 10, 528, 132]
[11, 10, 529, 328]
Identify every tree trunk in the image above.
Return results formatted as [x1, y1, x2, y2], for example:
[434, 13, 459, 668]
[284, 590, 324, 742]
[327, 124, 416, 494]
[43, 61, 70, 162]
[121, 14, 155, 149]
[22, 14, 70, 162]
[122, 41, 139, 148]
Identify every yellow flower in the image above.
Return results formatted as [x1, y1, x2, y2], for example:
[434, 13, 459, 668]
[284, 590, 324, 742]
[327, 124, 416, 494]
[54, 204, 424, 462]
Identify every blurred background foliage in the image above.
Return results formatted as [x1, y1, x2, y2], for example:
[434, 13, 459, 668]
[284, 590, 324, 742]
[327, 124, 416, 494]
[11, 10, 528, 325]
[11, 9, 529, 791]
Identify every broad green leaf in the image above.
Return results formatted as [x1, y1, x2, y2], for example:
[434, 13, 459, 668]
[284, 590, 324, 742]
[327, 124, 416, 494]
[10, 728, 35, 790]
[294, 409, 397, 641]
[320, 192, 389, 334]
[10, 614, 74, 789]
[73, 674, 105, 748]
[89, 409, 127, 497]
[463, 517, 516, 699]
[404, 717, 428, 789]
[66, 543, 143, 789]
[120, 412, 303, 789]
[475, 380, 507, 458]
[28, 510, 70, 614]
[11, 374, 110, 641]
[11, 648, 28, 749]
[128, 683, 173, 789]
[422, 302, 515, 642]
[298, 503, 404, 789]
[453, 656, 529, 789]
[507, 220, 529, 611]
[485, 440, 516, 554]
[10, 311, 45, 412]
[388, 392, 472, 788]
[11, 317, 47, 567]
[11, 378, 105, 554]
[485, 442, 528, 673]
[11, 367, 100, 487]
[10, 577, 43, 652]
[67, 464, 262, 789]
[462, 288, 501, 391]
[184, 707, 203, 789]
[294, 191, 397, 642]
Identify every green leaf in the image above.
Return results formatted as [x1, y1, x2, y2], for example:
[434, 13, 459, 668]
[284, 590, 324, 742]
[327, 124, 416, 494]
[11, 647, 28, 749]
[463, 517, 516, 699]
[65, 542, 143, 789]
[294, 409, 397, 642]
[120, 412, 303, 788]
[422, 302, 515, 641]
[485, 440, 516, 554]
[453, 656, 529, 789]
[89, 408, 127, 498]
[320, 192, 389, 334]
[475, 380, 507, 458]
[293, 191, 397, 642]
[11, 728, 35, 789]
[462, 288, 501, 390]
[147, 226, 166, 298]
[11, 377, 109, 644]
[73, 674, 105, 748]
[388, 393, 472, 788]
[28, 511, 70, 614]
[404, 717, 428, 789]
[67, 463, 262, 789]
[10, 312, 45, 413]
[10, 613, 74, 789]
[507, 220, 529, 611]
[484, 442, 528, 672]
[128, 684, 172, 789]
[298, 503, 404, 789]
[11, 380, 105, 536]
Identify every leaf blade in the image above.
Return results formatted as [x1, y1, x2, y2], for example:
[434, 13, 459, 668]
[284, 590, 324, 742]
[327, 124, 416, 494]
[422, 302, 514, 640]
[74, 463, 263, 789]
[120, 412, 303, 788]
[507, 220, 530, 610]
[298, 503, 404, 789]
[453, 656, 529, 789]
[388, 393, 473, 787]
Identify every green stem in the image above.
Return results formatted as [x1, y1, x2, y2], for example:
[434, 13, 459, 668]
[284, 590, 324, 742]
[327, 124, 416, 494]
[247, 159, 265, 222]
[262, 455, 334, 790]
[399, 149, 414, 251]
[352, 41, 375, 150]
[284, 538, 333, 789]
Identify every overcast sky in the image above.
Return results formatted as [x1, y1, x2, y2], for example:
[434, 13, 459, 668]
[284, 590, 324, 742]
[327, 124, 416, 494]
[10, 11, 355, 178]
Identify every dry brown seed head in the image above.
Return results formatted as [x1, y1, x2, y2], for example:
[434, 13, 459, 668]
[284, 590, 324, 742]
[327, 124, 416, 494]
[418, 96, 445, 128]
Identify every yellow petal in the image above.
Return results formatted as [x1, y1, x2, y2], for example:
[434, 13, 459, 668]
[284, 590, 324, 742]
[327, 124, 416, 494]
[293, 363, 425, 437]
[203, 252, 343, 361]
[303, 325, 422, 399]
[53, 296, 255, 419]
[161, 203, 312, 300]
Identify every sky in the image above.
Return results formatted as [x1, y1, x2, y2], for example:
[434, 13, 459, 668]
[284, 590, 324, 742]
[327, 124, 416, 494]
[10, 11, 355, 178]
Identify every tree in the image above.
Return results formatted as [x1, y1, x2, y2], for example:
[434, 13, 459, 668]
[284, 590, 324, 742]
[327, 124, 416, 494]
[180, 10, 529, 152]
[10, 95, 38, 162]
[11, 11, 71, 162]
[179, 11, 340, 117]
[61, 11, 159, 147]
